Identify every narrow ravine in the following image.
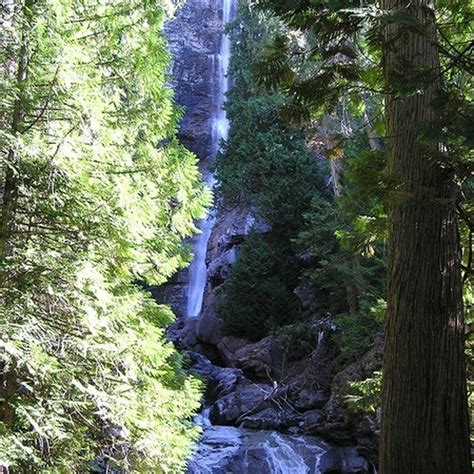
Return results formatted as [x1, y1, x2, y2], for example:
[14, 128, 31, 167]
[164, 1, 377, 472]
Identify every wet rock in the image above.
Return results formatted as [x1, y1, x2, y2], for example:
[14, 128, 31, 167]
[188, 427, 372, 474]
[190, 352, 239, 388]
[217, 336, 251, 367]
[190, 353, 243, 399]
[187, 426, 243, 474]
[210, 381, 272, 425]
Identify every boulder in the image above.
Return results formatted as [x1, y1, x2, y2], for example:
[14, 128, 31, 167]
[217, 336, 251, 367]
[239, 406, 303, 431]
[318, 446, 370, 473]
[298, 409, 325, 433]
[190, 352, 243, 400]
[178, 317, 198, 348]
[239, 407, 287, 431]
[194, 343, 222, 364]
[210, 381, 272, 425]
[234, 336, 285, 379]
[292, 388, 329, 411]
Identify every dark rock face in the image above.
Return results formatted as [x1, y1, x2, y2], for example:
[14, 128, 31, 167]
[152, 0, 225, 318]
[165, 0, 222, 161]
[210, 381, 272, 425]
[146, 270, 189, 320]
[293, 388, 330, 411]
[217, 336, 251, 366]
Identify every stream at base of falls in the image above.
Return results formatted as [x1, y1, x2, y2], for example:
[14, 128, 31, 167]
[182, 355, 375, 474]
[189, 423, 373, 474]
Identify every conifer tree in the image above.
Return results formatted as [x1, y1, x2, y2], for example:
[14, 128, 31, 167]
[0, 1, 208, 471]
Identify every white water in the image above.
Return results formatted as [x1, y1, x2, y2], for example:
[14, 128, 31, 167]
[186, 0, 234, 318]
[187, 426, 372, 473]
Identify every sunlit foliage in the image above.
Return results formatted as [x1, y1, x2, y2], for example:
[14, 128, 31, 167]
[0, 1, 208, 471]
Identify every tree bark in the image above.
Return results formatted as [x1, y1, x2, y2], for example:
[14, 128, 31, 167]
[379, 1, 471, 472]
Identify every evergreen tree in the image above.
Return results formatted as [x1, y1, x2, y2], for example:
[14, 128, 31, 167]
[215, 1, 329, 338]
[0, 1, 208, 471]
[254, 0, 472, 471]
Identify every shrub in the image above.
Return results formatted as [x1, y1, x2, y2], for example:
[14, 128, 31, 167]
[345, 371, 382, 414]
[333, 306, 383, 366]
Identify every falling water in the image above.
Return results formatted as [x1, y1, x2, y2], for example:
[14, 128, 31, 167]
[186, 0, 234, 318]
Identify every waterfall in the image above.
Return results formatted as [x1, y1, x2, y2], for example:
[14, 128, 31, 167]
[186, 0, 234, 318]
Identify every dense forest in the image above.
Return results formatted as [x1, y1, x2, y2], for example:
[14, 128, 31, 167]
[0, 0, 472, 473]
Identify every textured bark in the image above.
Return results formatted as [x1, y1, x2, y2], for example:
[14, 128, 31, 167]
[379, 1, 471, 472]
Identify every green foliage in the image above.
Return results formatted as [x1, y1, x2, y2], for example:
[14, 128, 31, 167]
[215, 1, 332, 339]
[0, 1, 208, 472]
[220, 233, 301, 340]
[345, 371, 382, 415]
[296, 190, 387, 317]
[333, 303, 384, 367]
[217, 2, 388, 340]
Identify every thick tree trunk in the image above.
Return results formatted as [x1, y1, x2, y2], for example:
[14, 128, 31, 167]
[379, 1, 471, 472]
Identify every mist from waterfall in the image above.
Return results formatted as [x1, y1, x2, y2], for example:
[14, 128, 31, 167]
[186, 0, 234, 318]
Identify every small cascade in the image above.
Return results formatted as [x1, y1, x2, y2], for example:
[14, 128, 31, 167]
[186, 0, 234, 318]
[188, 425, 371, 473]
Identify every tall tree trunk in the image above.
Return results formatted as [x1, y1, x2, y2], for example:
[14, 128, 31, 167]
[379, 1, 471, 472]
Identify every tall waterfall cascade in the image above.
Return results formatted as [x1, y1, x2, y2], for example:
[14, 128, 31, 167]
[186, 0, 234, 318]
